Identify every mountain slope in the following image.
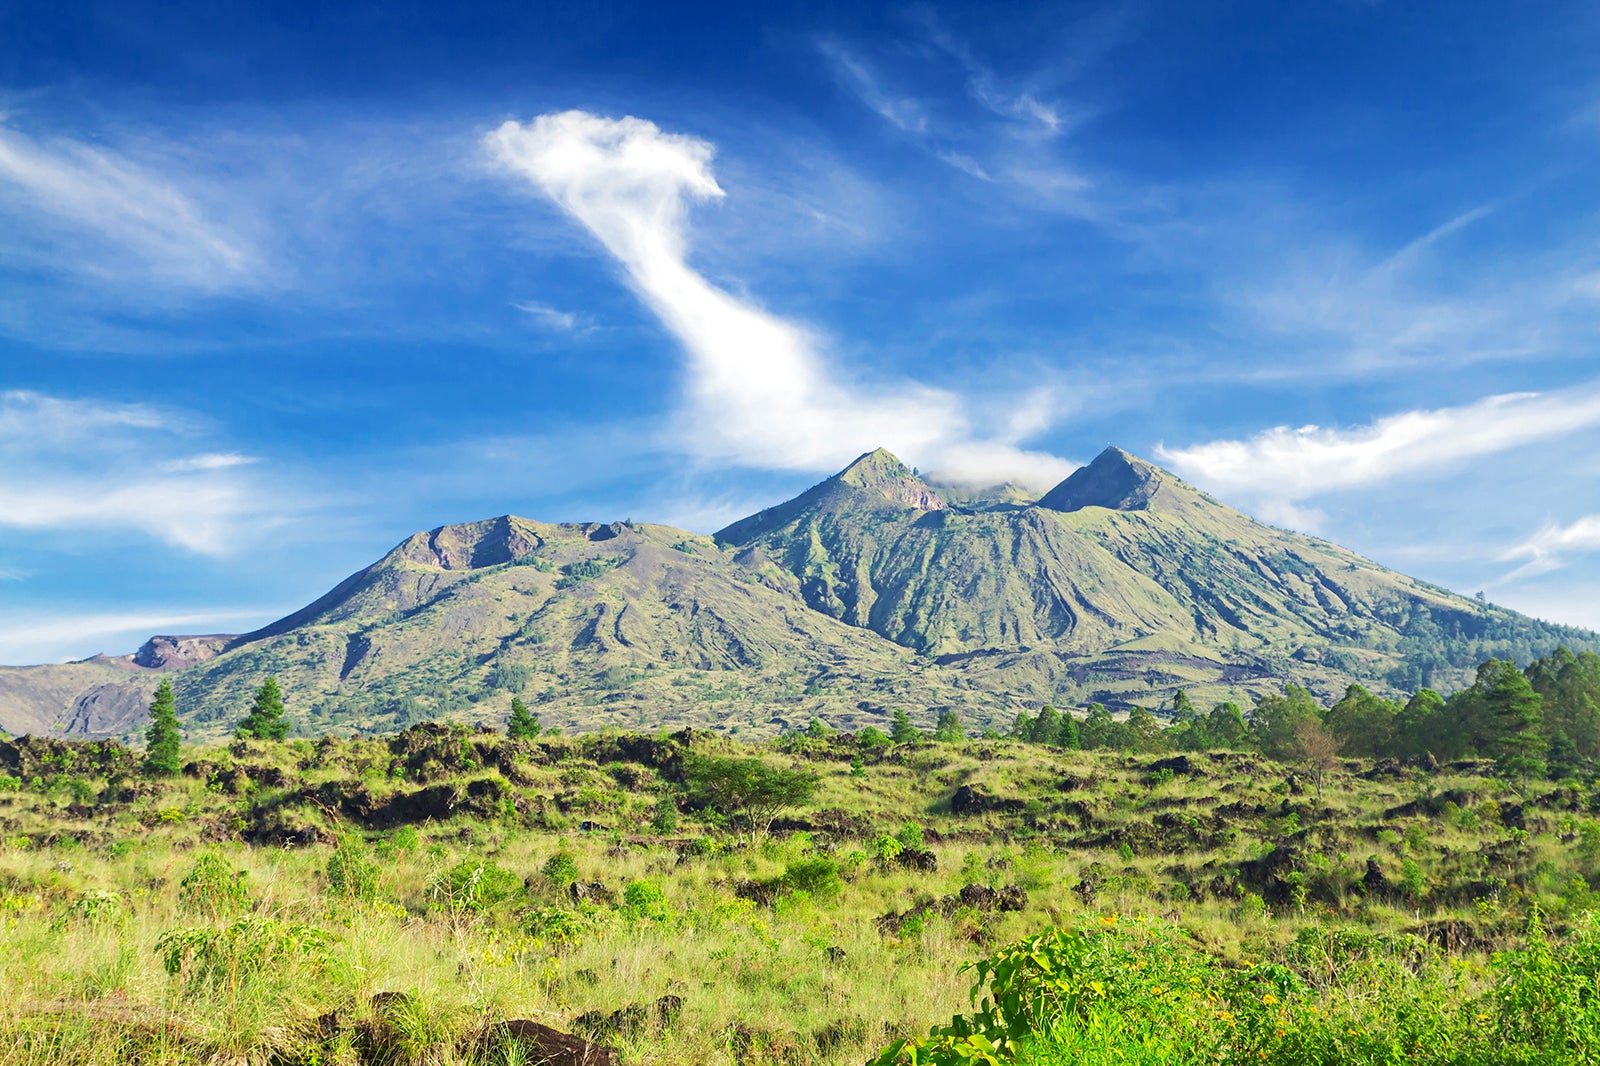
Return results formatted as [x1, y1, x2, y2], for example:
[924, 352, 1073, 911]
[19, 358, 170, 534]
[1, 447, 1594, 742]
[716, 446, 1599, 708]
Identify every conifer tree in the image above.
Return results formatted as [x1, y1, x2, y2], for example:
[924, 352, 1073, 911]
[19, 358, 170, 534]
[235, 678, 289, 740]
[506, 696, 541, 739]
[1484, 660, 1544, 791]
[1058, 713, 1081, 750]
[890, 709, 921, 744]
[1032, 705, 1062, 746]
[143, 678, 182, 777]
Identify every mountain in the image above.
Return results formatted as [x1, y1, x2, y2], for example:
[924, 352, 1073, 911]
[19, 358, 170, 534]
[2, 447, 1595, 742]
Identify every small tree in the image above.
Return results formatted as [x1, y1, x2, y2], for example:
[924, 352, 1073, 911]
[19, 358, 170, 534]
[682, 754, 820, 842]
[1057, 713, 1081, 750]
[143, 678, 182, 778]
[506, 696, 541, 740]
[235, 678, 289, 741]
[933, 709, 964, 743]
[890, 709, 921, 744]
[856, 725, 891, 750]
[1293, 717, 1340, 798]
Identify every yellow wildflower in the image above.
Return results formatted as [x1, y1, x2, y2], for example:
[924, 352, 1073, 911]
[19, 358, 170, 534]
[1262, 994, 1279, 1005]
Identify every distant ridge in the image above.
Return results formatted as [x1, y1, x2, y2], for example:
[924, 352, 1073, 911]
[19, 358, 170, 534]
[1, 445, 1595, 742]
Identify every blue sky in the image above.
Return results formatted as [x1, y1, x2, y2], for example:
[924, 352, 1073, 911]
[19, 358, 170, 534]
[4, 0, 1600, 663]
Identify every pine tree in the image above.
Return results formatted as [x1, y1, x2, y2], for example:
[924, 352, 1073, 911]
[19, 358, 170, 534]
[507, 696, 541, 739]
[143, 678, 182, 777]
[1484, 660, 1544, 791]
[1032, 705, 1062, 746]
[235, 678, 289, 741]
[1058, 713, 1081, 750]
[890, 709, 920, 744]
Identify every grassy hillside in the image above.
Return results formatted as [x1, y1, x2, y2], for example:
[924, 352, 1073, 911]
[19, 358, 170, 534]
[719, 447, 1597, 710]
[1, 447, 1593, 743]
[2, 726, 1599, 1064]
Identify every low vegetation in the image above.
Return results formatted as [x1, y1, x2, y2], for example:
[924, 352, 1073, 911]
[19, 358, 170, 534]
[5, 648, 1600, 1064]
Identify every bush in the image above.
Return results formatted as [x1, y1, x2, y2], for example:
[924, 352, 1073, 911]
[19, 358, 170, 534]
[620, 879, 672, 922]
[180, 851, 250, 919]
[429, 857, 522, 915]
[781, 857, 841, 899]
[651, 792, 680, 834]
[375, 825, 420, 859]
[327, 837, 381, 901]
[542, 848, 579, 885]
[157, 915, 335, 993]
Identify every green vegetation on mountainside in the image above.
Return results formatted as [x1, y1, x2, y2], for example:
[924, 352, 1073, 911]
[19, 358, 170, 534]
[0, 447, 1593, 743]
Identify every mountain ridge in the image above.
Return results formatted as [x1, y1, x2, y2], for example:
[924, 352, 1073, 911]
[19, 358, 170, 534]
[1, 446, 1594, 742]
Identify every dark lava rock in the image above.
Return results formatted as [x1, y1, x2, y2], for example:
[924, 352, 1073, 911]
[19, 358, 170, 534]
[569, 880, 615, 905]
[1148, 755, 1193, 776]
[896, 847, 937, 873]
[950, 784, 989, 815]
[1363, 857, 1388, 897]
[481, 1019, 617, 1066]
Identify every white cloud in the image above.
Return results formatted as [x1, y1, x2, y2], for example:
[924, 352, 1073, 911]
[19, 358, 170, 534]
[818, 42, 930, 134]
[1501, 515, 1600, 577]
[1157, 386, 1600, 529]
[485, 110, 1071, 487]
[0, 124, 257, 288]
[513, 301, 586, 333]
[0, 607, 278, 665]
[0, 391, 270, 553]
[158, 452, 259, 473]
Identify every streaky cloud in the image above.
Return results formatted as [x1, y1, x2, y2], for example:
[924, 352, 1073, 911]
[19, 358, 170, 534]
[0, 123, 256, 288]
[0, 391, 272, 554]
[1157, 385, 1600, 530]
[1502, 515, 1600, 577]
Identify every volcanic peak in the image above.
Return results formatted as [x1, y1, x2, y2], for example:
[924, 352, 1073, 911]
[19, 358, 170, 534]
[1038, 446, 1198, 514]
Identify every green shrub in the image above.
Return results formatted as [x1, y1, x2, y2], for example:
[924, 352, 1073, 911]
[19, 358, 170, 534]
[71, 889, 127, 926]
[157, 915, 335, 993]
[542, 847, 579, 885]
[180, 851, 251, 919]
[375, 825, 421, 858]
[429, 857, 522, 915]
[781, 857, 842, 899]
[620, 879, 672, 922]
[651, 792, 679, 834]
[326, 837, 381, 901]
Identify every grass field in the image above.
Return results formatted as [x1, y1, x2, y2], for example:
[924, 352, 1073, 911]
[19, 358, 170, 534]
[1, 724, 1597, 1064]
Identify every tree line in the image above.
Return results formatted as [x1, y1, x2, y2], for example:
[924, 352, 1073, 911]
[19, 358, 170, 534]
[1006, 645, 1600, 788]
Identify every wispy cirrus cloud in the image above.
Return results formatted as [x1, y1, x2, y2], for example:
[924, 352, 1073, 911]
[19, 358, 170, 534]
[485, 110, 1071, 489]
[818, 28, 1096, 216]
[0, 122, 259, 289]
[0, 391, 273, 553]
[513, 301, 592, 334]
[1502, 515, 1600, 577]
[1157, 385, 1600, 529]
[0, 606, 281, 665]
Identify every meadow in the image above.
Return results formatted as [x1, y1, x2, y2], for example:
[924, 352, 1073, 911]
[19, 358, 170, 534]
[1, 722, 1598, 1064]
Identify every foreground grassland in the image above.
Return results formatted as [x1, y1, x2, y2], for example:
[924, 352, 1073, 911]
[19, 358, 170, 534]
[2, 725, 1599, 1064]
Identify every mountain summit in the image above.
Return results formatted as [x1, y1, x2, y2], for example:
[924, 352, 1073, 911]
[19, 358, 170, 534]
[1039, 446, 1200, 514]
[715, 448, 945, 544]
[1, 447, 1594, 742]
